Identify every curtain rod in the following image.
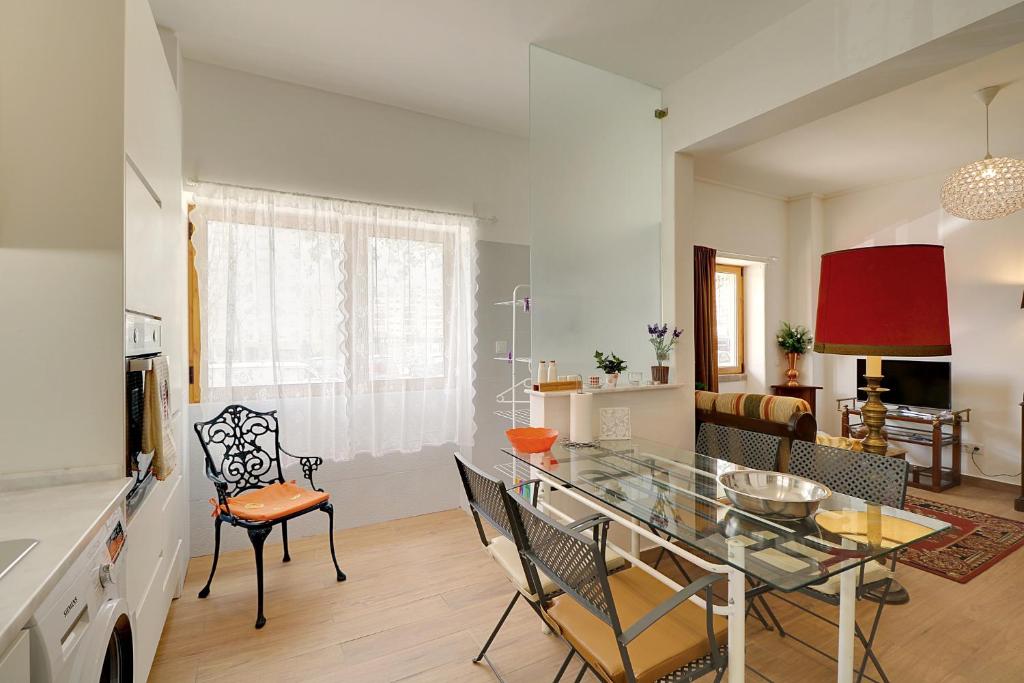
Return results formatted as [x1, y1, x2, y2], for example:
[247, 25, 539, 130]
[185, 178, 498, 224]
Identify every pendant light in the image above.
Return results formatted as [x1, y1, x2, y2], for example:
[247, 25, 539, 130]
[940, 85, 1024, 221]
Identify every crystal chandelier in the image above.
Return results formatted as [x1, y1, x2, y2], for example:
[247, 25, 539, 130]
[941, 85, 1024, 221]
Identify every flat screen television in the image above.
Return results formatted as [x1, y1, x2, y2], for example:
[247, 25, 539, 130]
[855, 359, 951, 410]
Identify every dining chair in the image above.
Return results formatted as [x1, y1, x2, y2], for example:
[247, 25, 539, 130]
[657, 423, 785, 636]
[194, 404, 346, 628]
[453, 453, 626, 678]
[780, 439, 912, 683]
[504, 492, 729, 683]
[695, 422, 782, 471]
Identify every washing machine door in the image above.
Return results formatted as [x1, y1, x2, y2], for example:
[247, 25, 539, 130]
[75, 599, 132, 683]
[98, 611, 133, 683]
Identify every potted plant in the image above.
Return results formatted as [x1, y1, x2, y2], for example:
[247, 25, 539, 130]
[647, 323, 682, 384]
[594, 351, 627, 388]
[776, 322, 813, 386]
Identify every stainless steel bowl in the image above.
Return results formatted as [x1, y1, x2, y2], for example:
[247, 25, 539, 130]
[718, 470, 831, 520]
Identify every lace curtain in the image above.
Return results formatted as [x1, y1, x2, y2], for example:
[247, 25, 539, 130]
[191, 183, 477, 460]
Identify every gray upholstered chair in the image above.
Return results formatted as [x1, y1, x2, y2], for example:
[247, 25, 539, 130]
[453, 453, 625, 676]
[778, 439, 912, 683]
[695, 422, 782, 472]
[504, 492, 729, 683]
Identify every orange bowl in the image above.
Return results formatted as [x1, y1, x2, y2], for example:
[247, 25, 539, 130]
[506, 427, 559, 453]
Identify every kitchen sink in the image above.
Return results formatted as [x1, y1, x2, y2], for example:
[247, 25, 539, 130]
[0, 539, 38, 581]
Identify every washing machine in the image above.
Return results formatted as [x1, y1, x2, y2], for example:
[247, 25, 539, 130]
[27, 506, 132, 683]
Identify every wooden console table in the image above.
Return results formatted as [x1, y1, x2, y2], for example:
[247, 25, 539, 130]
[839, 398, 970, 493]
[771, 384, 822, 416]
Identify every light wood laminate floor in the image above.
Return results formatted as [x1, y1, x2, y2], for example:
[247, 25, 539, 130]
[152, 482, 1024, 682]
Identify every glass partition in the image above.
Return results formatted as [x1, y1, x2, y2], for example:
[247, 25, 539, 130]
[529, 46, 662, 380]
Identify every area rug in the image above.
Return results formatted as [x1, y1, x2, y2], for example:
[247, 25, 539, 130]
[898, 496, 1024, 583]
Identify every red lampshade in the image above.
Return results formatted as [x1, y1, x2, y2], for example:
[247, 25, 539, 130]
[814, 244, 951, 356]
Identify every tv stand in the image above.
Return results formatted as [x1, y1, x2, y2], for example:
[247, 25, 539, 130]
[838, 398, 971, 493]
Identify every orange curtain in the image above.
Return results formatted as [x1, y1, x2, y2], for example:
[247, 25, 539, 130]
[693, 245, 718, 393]
[187, 204, 201, 403]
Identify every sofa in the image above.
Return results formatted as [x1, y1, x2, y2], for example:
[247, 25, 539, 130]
[695, 390, 817, 472]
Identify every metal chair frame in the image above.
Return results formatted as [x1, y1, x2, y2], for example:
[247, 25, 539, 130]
[655, 423, 784, 636]
[767, 440, 913, 683]
[695, 422, 782, 472]
[193, 404, 346, 628]
[454, 454, 551, 680]
[504, 493, 728, 683]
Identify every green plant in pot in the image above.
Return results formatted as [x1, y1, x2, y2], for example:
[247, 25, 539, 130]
[776, 322, 813, 386]
[647, 323, 682, 384]
[594, 351, 627, 388]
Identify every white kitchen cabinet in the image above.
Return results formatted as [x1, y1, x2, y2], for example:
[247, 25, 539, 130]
[0, 630, 30, 683]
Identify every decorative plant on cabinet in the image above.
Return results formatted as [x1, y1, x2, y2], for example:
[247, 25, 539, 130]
[776, 321, 813, 386]
[647, 323, 681, 384]
[594, 351, 627, 388]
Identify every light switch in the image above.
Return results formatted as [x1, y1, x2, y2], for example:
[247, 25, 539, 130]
[495, 340, 508, 355]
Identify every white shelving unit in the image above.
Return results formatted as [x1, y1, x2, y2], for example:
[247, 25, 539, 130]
[494, 284, 532, 428]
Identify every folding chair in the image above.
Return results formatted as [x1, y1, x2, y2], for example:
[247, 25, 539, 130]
[505, 491, 729, 683]
[773, 440, 912, 683]
[454, 453, 625, 678]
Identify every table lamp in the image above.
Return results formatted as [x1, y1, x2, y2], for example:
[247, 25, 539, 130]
[814, 244, 951, 456]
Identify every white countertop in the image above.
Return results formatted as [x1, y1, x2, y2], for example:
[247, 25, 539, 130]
[0, 477, 132, 656]
[526, 383, 684, 397]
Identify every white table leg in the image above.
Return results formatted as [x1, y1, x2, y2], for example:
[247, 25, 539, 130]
[630, 529, 640, 558]
[726, 540, 746, 683]
[837, 562, 856, 683]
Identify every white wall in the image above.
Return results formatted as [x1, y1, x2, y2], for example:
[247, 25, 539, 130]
[182, 60, 528, 245]
[691, 181, 789, 394]
[0, 0, 126, 486]
[662, 1, 1024, 435]
[821, 170, 1024, 484]
[181, 60, 529, 554]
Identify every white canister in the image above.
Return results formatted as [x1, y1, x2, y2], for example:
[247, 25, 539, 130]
[546, 361, 558, 383]
[569, 392, 594, 443]
[536, 360, 547, 385]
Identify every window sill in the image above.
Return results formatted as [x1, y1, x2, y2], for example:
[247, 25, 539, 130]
[719, 373, 747, 384]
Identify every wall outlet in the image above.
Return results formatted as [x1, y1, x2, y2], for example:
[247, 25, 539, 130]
[963, 442, 982, 456]
[495, 340, 508, 355]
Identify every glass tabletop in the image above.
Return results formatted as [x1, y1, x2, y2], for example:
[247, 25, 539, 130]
[501, 437, 950, 592]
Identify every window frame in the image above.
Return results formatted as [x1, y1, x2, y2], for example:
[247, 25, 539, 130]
[714, 263, 744, 375]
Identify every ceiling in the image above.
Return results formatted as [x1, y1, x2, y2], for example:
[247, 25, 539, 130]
[150, 0, 811, 136]
[693, 41, 1024, 198]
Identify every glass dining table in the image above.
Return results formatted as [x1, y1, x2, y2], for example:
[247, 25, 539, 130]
[500, 437, 949, 683]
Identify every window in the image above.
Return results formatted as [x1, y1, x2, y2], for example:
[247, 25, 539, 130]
[190, 182, 476, 460]
[715, 264, 744, 374]
[368, 236, 445, 380]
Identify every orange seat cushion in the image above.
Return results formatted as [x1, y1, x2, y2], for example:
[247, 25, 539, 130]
[545, 568, 728, 683]
[211, 481, 328, 522]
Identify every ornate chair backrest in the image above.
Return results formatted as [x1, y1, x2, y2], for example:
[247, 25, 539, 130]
[790, 440, 909, 508]
[505, 494, 621, 632]
[696, 422, 782, 472]
[453, 453, 516, 546]
[194, 405, 286, 497]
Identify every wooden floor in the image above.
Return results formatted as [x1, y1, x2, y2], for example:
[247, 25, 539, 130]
[152, 482, 1024, 682]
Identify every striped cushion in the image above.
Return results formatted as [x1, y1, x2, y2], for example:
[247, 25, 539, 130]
[713, 393, 810, 424]
[694, 390, 717, 412]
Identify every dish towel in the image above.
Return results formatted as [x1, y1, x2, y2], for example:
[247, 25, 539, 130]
[142, 356, 178, 480]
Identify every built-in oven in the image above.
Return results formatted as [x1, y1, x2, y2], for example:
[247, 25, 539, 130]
[125, 310, 163, 519]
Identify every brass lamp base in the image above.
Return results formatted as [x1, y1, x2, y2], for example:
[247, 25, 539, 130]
[859, 376, 889, 456]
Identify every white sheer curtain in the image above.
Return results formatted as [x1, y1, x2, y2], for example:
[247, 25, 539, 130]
[191, 183, 477, 461]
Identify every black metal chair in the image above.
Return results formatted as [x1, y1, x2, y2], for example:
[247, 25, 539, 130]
[695, 422, 782, 471]
[775, 440, 912, 683]
[652, 423, 785, 636]
[453, 453, 626, 678]
[194, 404, 346, 628]
[504, 492, 729, 683]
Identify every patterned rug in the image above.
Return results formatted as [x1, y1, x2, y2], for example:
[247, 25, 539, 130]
[899, 496, 1024, 583]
